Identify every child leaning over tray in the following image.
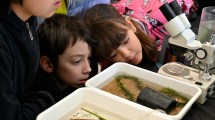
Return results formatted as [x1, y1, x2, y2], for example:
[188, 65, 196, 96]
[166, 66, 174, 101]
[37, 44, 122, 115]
[84, 4, 159, 72]
[32, 14, 98, 102]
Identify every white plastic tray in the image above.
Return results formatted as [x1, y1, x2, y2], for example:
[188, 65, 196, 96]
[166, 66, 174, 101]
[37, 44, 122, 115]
[85, 62, 202, 120]
[36, 87, 171, 120]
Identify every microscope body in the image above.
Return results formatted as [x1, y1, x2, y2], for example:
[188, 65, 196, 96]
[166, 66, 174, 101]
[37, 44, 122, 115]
[158, 1, 215, 104]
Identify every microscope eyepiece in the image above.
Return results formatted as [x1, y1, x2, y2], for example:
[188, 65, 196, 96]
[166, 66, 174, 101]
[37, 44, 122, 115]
[169, 0, 183, 15]
[159, 3, 176, 21]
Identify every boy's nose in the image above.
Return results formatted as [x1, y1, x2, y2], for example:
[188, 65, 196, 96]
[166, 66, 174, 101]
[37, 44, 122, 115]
[83, 60, 92, 74]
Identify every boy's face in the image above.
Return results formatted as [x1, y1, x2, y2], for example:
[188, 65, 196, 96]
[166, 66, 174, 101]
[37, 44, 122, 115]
[56, 41, 92, 88]
[21, 0, 61, 19]
[109, 29, 142, 65]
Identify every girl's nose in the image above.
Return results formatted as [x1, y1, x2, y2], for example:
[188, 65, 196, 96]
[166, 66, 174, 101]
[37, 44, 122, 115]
[118, 46, 131, 59]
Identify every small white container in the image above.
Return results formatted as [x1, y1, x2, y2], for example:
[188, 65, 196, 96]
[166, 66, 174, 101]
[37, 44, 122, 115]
[36, 87, 171, 120]
[85, 62, 202, 120]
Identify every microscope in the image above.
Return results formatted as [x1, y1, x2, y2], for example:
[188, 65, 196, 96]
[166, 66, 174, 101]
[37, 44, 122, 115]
[157, 1, 215, 104]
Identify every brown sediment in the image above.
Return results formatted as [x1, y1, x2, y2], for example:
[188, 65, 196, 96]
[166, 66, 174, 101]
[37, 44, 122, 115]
[102, 78, 141, 100]
[101, 75, 185, 115]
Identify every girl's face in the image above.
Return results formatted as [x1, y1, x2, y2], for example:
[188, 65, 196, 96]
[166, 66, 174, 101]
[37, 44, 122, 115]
[56, 41, 92, 88]
[110, 29, 142, 65]
[13, 0, 61, 20]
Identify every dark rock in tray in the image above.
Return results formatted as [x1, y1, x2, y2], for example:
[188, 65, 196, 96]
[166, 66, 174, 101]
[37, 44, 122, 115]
[136, 87, 177, 113]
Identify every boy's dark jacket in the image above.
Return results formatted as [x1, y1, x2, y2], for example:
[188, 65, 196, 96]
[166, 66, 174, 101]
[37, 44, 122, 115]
[0, 12, 54, 120]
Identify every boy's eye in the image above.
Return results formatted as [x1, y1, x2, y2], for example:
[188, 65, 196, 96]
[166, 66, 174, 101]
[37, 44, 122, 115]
[88, 56, 91, 62]
[70, 57, 82, 64]
[72, 60, 81, 64]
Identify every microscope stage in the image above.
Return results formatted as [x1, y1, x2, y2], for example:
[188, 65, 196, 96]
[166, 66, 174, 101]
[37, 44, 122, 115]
[158, 62, 215, 104]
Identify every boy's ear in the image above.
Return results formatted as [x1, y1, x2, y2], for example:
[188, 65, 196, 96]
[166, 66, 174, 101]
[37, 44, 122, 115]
[40, 56, 54, 73]
[124, 16, 137, 32]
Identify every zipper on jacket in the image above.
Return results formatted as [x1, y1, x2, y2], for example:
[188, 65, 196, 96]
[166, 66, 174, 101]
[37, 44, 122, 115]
[26, 22, 33, 41]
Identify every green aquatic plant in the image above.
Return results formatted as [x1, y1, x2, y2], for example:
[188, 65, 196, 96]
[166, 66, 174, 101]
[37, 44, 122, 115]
[115, 75, 144, 101]
[115, 75, 189, 106]
[81, 108, 107, 120]
[159, 87, 189, 106]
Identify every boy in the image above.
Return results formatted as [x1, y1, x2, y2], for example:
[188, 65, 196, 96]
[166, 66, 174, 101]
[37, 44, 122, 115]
[32, 14, 98, 102]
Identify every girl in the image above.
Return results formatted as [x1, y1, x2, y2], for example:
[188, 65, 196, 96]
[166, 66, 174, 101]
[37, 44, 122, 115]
[0, 0, 60, 119]
[84, 4, 159, 72]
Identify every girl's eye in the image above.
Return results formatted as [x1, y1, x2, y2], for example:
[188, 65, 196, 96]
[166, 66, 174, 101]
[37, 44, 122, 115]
[122, 39, 128, 45]
[109, 53, 116, 59]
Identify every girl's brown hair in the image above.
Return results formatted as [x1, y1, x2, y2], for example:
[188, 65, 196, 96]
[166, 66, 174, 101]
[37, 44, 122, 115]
[88, 16, 158, 62]
[84, 4, 158, 63]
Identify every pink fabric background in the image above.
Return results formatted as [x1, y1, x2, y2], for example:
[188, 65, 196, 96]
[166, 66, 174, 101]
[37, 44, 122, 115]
[112, 0, 194, 51]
